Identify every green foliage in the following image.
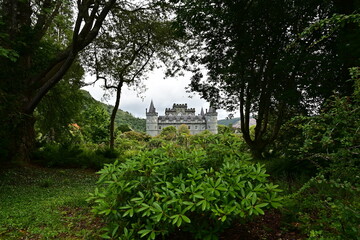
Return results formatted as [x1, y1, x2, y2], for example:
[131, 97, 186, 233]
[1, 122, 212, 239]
[120, 131, 151, 142]
[275, 92, 359, 178]
[0, 167, 101, 239]
[299, 13, 360, 48]
[32, 143, 118, 170]
[277, 74, 360, 239]
[79, 102, 110, 144]
[35, 87, 111, 146]
[217, 125, 233, 134]
[88, 143, 282, 239]
[0, 46, 19, 62]
[146, 137, 166, 149]
[80, 90, 145, 133]
[283, 174, 360, 240]
[174, 0, 354, 158]
[159, 126, 177, 140]
[102, 104, 146, 133]
[117, 124, 133, 133]
[178, 124, 190, 135]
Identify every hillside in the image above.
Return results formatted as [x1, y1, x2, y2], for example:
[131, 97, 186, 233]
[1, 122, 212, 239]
[218, 117, 240, 126]
[102, 104, 146, 132]
[81, 90, 146, 132]
[218, 117, 256, 127]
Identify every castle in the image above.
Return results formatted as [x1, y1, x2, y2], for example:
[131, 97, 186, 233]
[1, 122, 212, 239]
[146, 101, 218, 136]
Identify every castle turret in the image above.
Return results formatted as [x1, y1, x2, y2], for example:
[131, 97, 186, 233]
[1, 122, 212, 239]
[205, 106, 218, 134]
[146, 100, 158, 136]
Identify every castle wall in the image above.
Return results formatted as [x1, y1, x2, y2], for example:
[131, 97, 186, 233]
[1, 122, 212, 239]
[205, 114, 218, 134]
[146, 115, 159, 137]
[158, 122, 207, 135]
[146, 102, 217, 136]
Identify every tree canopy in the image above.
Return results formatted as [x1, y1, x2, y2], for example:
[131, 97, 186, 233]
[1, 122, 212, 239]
[0, 0, 163, 162]
[173, 0, 359, 157]
[83, 6, 180, 149]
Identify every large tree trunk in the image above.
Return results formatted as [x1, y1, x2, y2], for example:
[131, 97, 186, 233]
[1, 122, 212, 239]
[109, 81, 124, 150]
[12, 114, 36, 164]
[0, 101, 36, 165]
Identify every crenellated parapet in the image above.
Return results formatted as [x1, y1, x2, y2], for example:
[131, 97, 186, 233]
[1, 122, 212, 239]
[173, 103, 187, 108]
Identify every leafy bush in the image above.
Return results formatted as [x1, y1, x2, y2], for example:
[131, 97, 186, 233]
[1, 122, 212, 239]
[117, 124, 133, 133]
[32, 143, 118, 169]
[177, 124, 190, 135]
[88, 145, 282, 240]
[278, 74, 360, 239]
[284, 174, 360, 240]
[146, 137, 166, 149]
[159, 126, 177, 140]
[217, 124, 233, 134]
[120, 131, 151, 142]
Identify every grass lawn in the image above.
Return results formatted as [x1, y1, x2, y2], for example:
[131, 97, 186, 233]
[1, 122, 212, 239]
[0, 165, 103, 239]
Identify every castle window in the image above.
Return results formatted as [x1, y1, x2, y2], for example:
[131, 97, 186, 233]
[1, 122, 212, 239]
[188, 126, 190, 129]
[159, 126, 161, 129]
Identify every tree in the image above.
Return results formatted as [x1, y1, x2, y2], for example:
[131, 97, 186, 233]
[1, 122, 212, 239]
[35, 60, 85, 144]
[160, 126, 177, 140]
[84, 8, 180, 149]
[173, 0, 358, 158]
[178, 124, 190, 135]
[0, 0, 160, 163]
[78, 102, 110, 144]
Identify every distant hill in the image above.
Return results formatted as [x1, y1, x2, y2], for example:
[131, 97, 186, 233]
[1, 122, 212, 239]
[102, 104, 146, 132]
[81, 90, 146, 132]
[218, 117, 256, 128]
[218, 117, 240, 126]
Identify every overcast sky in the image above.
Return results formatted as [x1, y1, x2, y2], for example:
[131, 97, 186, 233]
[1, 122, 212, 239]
[82, 68, 233, 120]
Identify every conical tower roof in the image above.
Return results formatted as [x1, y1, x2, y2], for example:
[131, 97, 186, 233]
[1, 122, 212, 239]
[146, 100, 158, 116]
[206, 105, 217, 116]
[149, 100, 156, 113]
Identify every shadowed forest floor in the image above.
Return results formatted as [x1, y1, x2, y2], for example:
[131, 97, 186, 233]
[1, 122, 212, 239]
[0, 165, 304, 240]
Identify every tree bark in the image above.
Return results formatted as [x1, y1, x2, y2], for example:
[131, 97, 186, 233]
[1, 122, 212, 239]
[0, 108, 35, 164]
[109, 81, 124, 150]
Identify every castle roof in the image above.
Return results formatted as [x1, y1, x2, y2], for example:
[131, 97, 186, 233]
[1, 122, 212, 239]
[149, 100, 156, 113]
[206, 105, 218, 116]
[146, 100, 158, 116]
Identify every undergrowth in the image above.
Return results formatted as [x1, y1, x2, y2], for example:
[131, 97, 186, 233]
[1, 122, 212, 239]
[0, 166, 103, 239]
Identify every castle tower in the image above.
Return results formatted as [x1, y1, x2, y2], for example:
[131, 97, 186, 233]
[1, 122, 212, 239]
[146, 100, 158, 136]
[205, 106, 218, 134]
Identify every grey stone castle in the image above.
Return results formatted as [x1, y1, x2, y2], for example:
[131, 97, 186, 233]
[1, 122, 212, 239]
[146, 101, 218, 136]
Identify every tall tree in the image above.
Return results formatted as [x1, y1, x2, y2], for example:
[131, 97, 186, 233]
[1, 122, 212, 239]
[173, 0, 358, 158]
[0, 0, 160, 163]
[84, 8, 180, 149]
[35, 60, 85, 144]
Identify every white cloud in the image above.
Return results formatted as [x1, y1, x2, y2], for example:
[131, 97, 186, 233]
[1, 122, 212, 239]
[82, 68, 235, 120]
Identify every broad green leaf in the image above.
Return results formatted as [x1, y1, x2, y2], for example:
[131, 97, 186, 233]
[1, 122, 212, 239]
[138, 229, 152, 238]
[182, 215, 191, 223]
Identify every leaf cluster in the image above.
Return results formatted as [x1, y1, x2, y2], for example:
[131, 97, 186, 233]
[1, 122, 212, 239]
[88, 143, 282, 239]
